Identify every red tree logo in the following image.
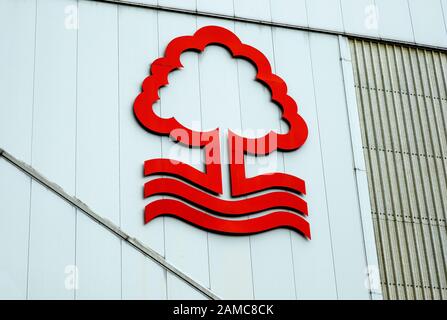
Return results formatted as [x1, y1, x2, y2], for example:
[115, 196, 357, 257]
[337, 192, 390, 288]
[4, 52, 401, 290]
[134, 26, 311, 239]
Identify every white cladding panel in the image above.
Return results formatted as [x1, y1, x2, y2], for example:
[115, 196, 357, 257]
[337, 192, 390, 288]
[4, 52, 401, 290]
[0, 160, 31, 299]
[197, 0, 234, 16]
[27, 181, 76, 299]
[408, 0, 447, 47]
[443, 0, 447, 38]
[0, 0, 377, 299]
[374, 0, 414, 43]
[159, 0, 195, 11]
[234, 0, 271, 22]
[340, 0, 379, 38]
[0, 0, 35, 163]
[306, 0, 344, 33]
[26, 0, 77, 300]
[80, 0, 447, 49]
[269, 0, 308, 26]
[0, 157, 202, 299]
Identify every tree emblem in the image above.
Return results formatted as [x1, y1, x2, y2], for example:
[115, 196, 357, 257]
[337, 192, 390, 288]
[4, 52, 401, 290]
[134, 26, 310, 238]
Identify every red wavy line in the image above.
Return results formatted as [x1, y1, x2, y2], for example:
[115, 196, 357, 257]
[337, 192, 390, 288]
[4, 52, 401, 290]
[145, 199, 311, 238]
[144, 158, 222, 195]
[144, 178, 308, 216]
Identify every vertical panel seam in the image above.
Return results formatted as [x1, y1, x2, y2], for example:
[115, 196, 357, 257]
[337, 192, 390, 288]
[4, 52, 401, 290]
[155, 9, 169, 299]
[308, 32, 339, 298]
[303, 0, 310, 28]
[195, 15, 212, 291]
[440, 0, 447, 37]
[74, 0, 79, 301]
[303, 0, 309, 26]
[338, 0, 346, 33]
[233, 21, 256, 300]
[270, 26, 298, 300]
[117, 4, 123, 300]
[25, 0, 38, 300]
[340, 36, 381, 299]
[406, 0, 416, 44]
[372, 0, 380, 39]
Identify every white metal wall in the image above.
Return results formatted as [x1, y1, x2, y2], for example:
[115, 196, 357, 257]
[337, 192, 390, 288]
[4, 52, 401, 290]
[103, 0, 447, 49]
[0, 0, 378, 299]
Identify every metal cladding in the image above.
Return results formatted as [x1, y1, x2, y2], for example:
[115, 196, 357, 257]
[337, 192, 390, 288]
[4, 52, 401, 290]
[1, 0, 446, 300]
[350, 39, 447, 299]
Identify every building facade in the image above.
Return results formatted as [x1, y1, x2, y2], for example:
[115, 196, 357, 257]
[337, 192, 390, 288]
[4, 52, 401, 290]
[0, 0, 446, 299]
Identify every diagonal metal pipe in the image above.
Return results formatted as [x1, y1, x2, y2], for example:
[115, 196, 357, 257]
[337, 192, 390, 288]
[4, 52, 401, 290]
[0, 147, 221, 300]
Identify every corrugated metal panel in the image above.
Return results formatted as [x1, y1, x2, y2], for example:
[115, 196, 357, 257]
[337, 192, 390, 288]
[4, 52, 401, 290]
[350, 39, 447, 299]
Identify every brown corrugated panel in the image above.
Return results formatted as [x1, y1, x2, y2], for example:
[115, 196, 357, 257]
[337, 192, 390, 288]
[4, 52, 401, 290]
[350, 39, 447, 300]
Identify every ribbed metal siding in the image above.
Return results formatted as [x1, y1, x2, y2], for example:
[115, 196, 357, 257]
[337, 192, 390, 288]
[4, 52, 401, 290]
[349, 39, 447, 300]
